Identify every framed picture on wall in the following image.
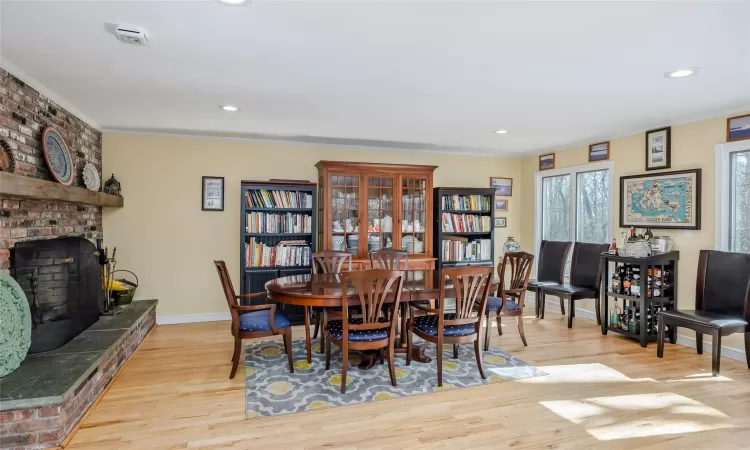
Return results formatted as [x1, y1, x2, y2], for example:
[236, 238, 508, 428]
[490, 177, 513, 196]
[588, 141, 610, 162]
[202, 176, 224, 211]
[619, 169, 701, 229]
[495, 198, 508, 211]
[727, 114, 750, 142]
[645, 126, 671, 171]
[494, 217, 507, 228]
[539, 153, 555, 171]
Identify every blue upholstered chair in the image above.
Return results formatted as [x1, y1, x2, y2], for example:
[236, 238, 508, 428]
[484, 252, 534, 350]
[214, 261, 293, 379]
[324, 269, 405, 393]
[407, 266, 494, 387]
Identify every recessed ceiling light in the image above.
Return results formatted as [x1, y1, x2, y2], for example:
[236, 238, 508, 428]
[216, 0, 250, 5]
[220, 105, 240, 112]
[665, 68, 699, 78]
[495, 129, 508, 134]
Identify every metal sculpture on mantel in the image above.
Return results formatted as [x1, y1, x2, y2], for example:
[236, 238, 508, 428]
[103, 173, 121, 195]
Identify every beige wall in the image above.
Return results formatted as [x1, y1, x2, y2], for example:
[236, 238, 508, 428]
[518, 112, 750, 349]
[102, 134, 522, 318]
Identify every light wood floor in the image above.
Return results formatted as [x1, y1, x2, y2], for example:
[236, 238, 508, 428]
[65, 311, 750, 450]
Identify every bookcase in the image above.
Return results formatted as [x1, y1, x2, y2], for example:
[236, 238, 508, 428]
[240, 180, 317, 325]
[433, 187, 496, 269]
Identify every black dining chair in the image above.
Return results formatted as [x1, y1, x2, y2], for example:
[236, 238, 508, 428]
[657, 250, 750, 376]
[540, 242, 610, 328]
[529, 240, 573, 318]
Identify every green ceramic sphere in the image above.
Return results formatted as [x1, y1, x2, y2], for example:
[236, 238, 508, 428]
[0, 273, 32, 377]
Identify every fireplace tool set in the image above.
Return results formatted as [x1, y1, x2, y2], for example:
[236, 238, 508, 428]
[98, 240, 120, 316]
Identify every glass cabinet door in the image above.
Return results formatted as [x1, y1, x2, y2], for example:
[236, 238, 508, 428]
[401, 177, 427, 255]
[366, 176, 395, 255]
[331, 175, 360, 255]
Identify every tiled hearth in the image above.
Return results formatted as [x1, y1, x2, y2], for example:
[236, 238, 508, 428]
[0, 300, 157, 449]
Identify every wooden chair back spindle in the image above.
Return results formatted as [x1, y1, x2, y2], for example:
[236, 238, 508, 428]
[312, 251, 352, 274]
[441, 266, 494, 327]
[369, 249, 409, 270]
[498, 252, 535, 309]
[342, 269, 404, 335]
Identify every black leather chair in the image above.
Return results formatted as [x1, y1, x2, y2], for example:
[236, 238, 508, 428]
[657, 250, 750, 376]
[539, 242, 609, 328]
[528, 240, 573, 318]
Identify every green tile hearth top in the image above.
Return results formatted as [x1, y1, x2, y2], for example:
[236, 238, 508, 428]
[0, 300, 157, 411]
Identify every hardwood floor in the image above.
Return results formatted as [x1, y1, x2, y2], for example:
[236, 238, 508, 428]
[66, 311, 750, 449]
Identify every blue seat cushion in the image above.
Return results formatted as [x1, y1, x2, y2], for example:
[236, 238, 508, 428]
[239, 310, 291, 332]
[327, 318, 391, 342]
[485, 296, 521, 313]
[413, 314, 476, 337]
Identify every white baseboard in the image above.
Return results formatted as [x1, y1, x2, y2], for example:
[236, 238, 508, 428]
[526, 297, 747, 363]
[156, 312, 230, 325]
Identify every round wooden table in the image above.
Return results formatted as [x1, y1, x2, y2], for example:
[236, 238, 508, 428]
[265, 270, 497, 368]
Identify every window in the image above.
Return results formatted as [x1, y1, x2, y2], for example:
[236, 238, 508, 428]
[716, 141, 750, 253]
[535, 161, 614, 271]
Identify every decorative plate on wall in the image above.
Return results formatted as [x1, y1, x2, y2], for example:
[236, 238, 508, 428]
[0, 273, 32, 378]
[42, 127, 74, 185]
[82, 164, 100, 191]
[0, 139, 15, 173]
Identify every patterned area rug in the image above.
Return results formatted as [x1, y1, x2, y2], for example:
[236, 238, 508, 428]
[244, 339, 545, 418]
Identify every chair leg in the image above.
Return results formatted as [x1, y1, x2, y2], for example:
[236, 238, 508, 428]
[318, 310, 326, 354]
[540, 293, 546, 319]
[657, 316, 665, 358]
[594, 295, 601, 326]
[437, 336, 443, 387]
[696, 332, 703, 354]
[559, 298, 565, 315]
[387, 342, 397, 387]
[341, 342, 349, 394]
[303, 306, 312, 364]
[484, 310, 491, 352]
[453, 343, 459, 359]
[745, 332, 750, 369]
[496, 314, 503, 336]
[325, 335, 332, 370]
[312, 309, 320, 339]
[230, 338, 241, 379]
[517, 316, 528, 346]
[567, 298, 574, 329]
[406, 321, 413, 366]
[284, 329, 294, 373]
[712, 331, 722, 376]
[534, 291, 540, 318]
[473, 338, 486, 379]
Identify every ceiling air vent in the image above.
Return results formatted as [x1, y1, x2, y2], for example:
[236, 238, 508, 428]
[114, 25, 148, 46]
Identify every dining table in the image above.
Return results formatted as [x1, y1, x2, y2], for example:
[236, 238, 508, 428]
[265, 269, 498, 369]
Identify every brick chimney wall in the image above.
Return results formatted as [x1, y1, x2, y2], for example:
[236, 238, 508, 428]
[0, 68, 103, 271]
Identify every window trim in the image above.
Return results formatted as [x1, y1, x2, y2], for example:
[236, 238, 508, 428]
[534, 161, 615, 262]
[715, 140, 750, 251]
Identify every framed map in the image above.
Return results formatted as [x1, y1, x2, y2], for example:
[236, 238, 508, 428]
[620, 169, 701, 229]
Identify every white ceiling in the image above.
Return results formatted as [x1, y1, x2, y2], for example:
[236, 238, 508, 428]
[2, 0, 749, 155]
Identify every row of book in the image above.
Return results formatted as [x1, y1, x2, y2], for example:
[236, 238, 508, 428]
[245, 212, 312, 234]
[441, 238, 492, 262]
[441, 194, 491, 211]
[441, 213, 492, 233]
[245, 239, 312, 268]
[245, 190, 313, 209]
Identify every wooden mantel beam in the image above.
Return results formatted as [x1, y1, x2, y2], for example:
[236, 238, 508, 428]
[0, 172, 123, 207]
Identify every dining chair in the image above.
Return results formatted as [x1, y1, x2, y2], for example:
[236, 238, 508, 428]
[529, 240, 572, 318]
[311, 251, 353, 355]
[539, 242, 609, 328]
[407, 266, 493, 387]
[369, 249, 409, 270]
[657, 250, 750, 376]
[484, 251, 534, 350]
[214, 261, 293, 379]
[325, 269, 405, 393]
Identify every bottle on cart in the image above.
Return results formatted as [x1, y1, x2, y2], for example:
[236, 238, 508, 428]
[631, 272, 641, 298]
[622, 266, 633, 296]
[610, 300, 621, 328]
[611, 264, 622, 294]
[622, 306, 629, 331]
[608, 238, 618, 255]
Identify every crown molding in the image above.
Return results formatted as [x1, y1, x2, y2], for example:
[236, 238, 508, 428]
[0, 58, 100, 130]
[102, 128, 523, 158]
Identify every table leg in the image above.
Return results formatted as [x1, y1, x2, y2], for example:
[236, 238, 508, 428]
[303, 306, 312, 364]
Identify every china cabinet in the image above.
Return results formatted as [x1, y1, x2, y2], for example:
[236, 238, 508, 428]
[316, 161, 436, 270]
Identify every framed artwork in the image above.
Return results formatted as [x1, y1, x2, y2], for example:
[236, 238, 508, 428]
[539, 153, 555, 171]
[202, 176, 224, 211]
[727, 114, 750, 142]
[490, 177, 512, 196]
[494, 217, 507, 228]
[645, 126, 671, 170]
[495, 199, 508, 211]
[619, 169, 701, 230]
[588, 141, 610, 162]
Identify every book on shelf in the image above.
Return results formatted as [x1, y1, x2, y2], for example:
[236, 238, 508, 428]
[245, 190, 313, 209]
[441, 212, 491, 233]
[442, 194, 491, 211]
[245, 238, 312, 268]
[441, 239, 491, 262]
[245, 212, 312, 234]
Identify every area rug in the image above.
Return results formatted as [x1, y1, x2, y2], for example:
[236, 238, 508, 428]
[244, 339, 546, 418]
